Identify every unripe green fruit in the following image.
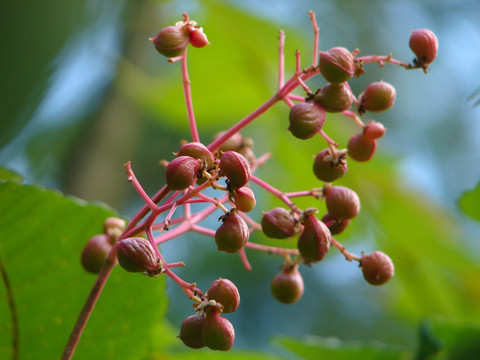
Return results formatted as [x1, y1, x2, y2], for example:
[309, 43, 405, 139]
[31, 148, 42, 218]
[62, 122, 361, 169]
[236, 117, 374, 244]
[177, 142, 215, 169]
[319, 47, 355, 83]
[202, 310, 235, 351]
[313, 82, 353, 113]
[297, 212, 331, 264]
[324, 185, 360, 220]
[358, 81, 396, 114]
[165, 156, 202, 190]
[347, 133, 377, 162]
[178, 314, 206, 349]
[215, 212, 250, 253]
[219, 151, 251, 190]
[207, 278, 240, 313]
[231, 187, 256, 213]
[409, 29, 438, 66]
[81, 234, 112, 274]
[288, 101, 326, 140]
[271, 266, 304, 304]
[313, 148, 348, 183]
[150, 26, 190, 57]
[116, 237, 162, 275]
[361, 251, 395, 285]
[261, 207, 297, 239]
[321, 213, 350, 235]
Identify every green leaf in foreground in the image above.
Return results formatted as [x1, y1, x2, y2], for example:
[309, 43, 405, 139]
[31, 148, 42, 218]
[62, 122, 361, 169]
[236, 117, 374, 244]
[0, 166, 22, 183]
[457, 181, 480, 222]
[0, 181, 168, 360]
[276, 336, 409, 360]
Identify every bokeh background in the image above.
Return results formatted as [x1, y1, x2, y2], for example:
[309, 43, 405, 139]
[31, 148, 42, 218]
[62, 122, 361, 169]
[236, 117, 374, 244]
[1, 0, 480, 357]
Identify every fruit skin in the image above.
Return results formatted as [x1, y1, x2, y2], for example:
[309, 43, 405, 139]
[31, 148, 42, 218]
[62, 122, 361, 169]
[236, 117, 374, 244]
[177, 142, 215, 169]
[116, 237, 162, 275]
[215, 212, 250, 253]
[297, 211, 331, 264]
[347, 133, 377, 162]
[81, 234, 112, 274]
[189, 28, 210, 48]
[358, 81, 396, 114]
[219, 151, 251, 190]
[206, 278, 240, 313]
[178, 314, 206, 349]
[361, 251, 395, 285]
[363, 121, 386, 140]
[409, 29, 438, 67]
[271, 266, 304, 304]
[321, 213, 350, 235]
[319, 47, 355, 83]
[324, 185, 360, 220]
[313, 148, 348, 183]
[202, 310, 235, 351]
[261, 207, 297, 239]
[165, 156, 202, 190]
[288, 101, 326, 140]
[151, 26, 190, 57]
[212, 131, 245, 153]
[313, 82, 353, 113]
[231, 187, 256, 213]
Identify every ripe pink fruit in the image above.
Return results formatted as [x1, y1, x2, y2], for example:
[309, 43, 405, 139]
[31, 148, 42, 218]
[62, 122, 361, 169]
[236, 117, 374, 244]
[271, 266, 304, 304]
[215, 212, 250, 253]
[313, 82, 353, 113]
[231, 186, 256, 213]
[207, 278, 240, 313]
[261, 207, 297, 239]
[363, 121, 386, 140]
[319, 47, 355, 83]
[177, 142, 215, 170]
[297, 211, 332, 264]
[150, 26, 190, 58]
[361, 251, 395, 285]
[165, 156, 202, 190]
[409, 29, 438, 68]
[313, 148, 348, 183]
[189, 28, 210, 48]
[178, 314, 206, 349]
[324, 185, 360, 220]
[219, 151, 251, 190]
[358, 81, 396, 114]
[81, 234, 112, 274]
[116, 237, 162, 276]
[288, 101, 326, 140]
[321, 213, 350, 235]
[347, 133, 377, 162]
[201, 310, 235, 351]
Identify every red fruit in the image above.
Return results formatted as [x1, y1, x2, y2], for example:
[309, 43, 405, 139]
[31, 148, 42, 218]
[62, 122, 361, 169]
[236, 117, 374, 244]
[363, 121, 386, 140]
[165, 156, 202, 190]
[313, 148, 348, 183]
[358, 81, 396, 114]
[177, 142, 215, 169]
[178, 314, 206, 349]
[288, 101, 326, 140]
[189, 28, 210, 48]
[215, 212, 250, 253]
[261, 207, 297, 239]
[324, 185, 360, 220]
[150, 26, 190, 58]
[319, 47, 355, 83]
[207, 278, 240, 313]
[347, 133, 376, 162]
[297, 211, 331, 264]
[219, 151, 251, 190]
[409, 29, 438, 68]
[271, 265, 304, 304]
[202, 310, 235, 351]
[81, 234, 112, 274]
[231, 187, 256, 213]
[313, 82, 353, 113]
[361, 251, 395, 285]
[321, 213, 350, 235]
[116, 237, 162, 276]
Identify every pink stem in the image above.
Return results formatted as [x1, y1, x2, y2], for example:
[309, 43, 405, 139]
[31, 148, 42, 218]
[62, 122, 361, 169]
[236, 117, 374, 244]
[245, 242, 299, 256]
[239, 248, 252, 271]
[342, 110, 365, 128]
[191, 225, 215, 237]
[285, 189, 324, 199]
[330, 238, 361, 261]
[181, 50, 200, 142]
[250, 175, 301, 214]
[355, 54, 411, 69]
[283, 96, 295, 108]
[296, 50, 301, 73]
[278, 30, 285, 90]
[124, 162, 158, 212]
[287, 94, 306, 102]
[308, 10, 319, 66]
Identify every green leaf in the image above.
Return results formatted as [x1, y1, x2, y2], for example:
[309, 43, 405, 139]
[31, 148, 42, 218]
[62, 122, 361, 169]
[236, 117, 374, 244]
[276, 336, 408, 360]
[0, 166, 22, 183]
[457, 182, 480, 221]
[0, 181, 168, 360]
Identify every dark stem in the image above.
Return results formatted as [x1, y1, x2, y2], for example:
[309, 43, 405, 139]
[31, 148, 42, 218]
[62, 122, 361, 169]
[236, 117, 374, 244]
[0, 256, 19, 360]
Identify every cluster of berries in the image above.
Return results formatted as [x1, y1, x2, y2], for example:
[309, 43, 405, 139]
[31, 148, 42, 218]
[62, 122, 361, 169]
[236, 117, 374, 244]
[78, 12, 437, 353]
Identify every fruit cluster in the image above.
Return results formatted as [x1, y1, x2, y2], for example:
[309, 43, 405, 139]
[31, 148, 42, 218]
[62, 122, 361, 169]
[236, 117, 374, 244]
[76, 12, 437, 354]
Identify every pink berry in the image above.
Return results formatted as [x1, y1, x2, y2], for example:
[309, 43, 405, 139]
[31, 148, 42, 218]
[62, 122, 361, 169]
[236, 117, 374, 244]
[178, 314, 206, 349]
[219, 151, 251, 190]
[231, 187, 256, 213]
[150, 26, 190, 58]
[288, 101, 326, 140]
[361, 251, 395, 285]
[271, 265, 304, 304]
[207, 278, 240, 313]
[363, 121, 386, 140]
[81, 234, 112, 274]
[215, 212, 250, 253]
[313, 148, 348, 183]
[409, 29, 438, 68]
[201, 310, 235, 351]
[347, 133, 377, 162]
[324, 185, 360, 220]
[176, 142, 215, 170]
[261, 207, 297, 239]
[165, 155, 202, 190]
[313, 82, 353, 113]
[319, 47, 355, 84]
[321, 213, 350, 235]
[358, 81, 396, 114]
[297, 211, 331, 264]
[189, 28, 210, 48]
[116, 237, 162, 276]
